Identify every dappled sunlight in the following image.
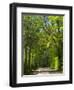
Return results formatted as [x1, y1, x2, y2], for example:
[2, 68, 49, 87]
[22, 14, 63, 75]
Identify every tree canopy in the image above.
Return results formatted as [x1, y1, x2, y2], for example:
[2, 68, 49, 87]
[22, 15, 63, 75]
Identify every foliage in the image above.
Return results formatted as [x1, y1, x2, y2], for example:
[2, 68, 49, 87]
[22, 15, 63, 75]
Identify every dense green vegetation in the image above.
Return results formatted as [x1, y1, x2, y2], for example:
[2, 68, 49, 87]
[22, 15, 63, 75]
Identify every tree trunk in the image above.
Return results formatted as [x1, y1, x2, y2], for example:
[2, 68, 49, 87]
[28, 47, 31, 72]
[24, 47, 28, 73]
